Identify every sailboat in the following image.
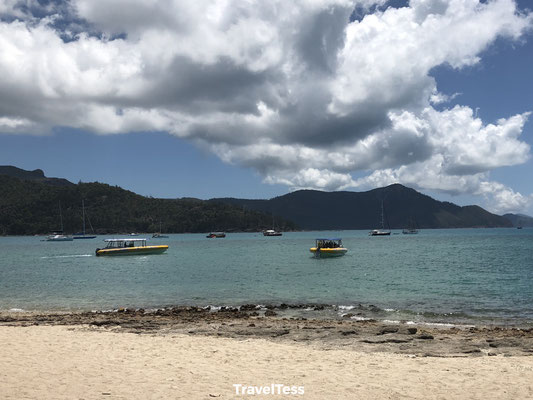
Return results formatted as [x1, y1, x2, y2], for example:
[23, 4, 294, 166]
[369, 200, 391, 236]
[263, 215, 282, 236]
[45, 201, 73, 241]
[152, 221, 169, 238]
[402, 216, 419, 234]
[73, 200, 96, 239]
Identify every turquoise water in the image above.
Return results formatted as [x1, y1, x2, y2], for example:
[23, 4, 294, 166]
[1, 229, 532, 326]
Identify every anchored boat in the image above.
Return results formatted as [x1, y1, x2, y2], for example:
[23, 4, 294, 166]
[310, 238, 347, 258]
[263, 229, 282, 236]
[95, 238, 168, 256]
[206, 232, 226, 238]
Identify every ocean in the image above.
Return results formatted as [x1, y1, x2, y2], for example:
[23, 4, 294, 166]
[1, 229, 532, 326]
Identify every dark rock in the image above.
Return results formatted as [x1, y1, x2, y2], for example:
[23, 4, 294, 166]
[279, 303, 289, 309]
[462, 348, 481, 354]
[90, 320, 120, 326]
[265, 310, 277, 317]
[271, 329, 290, 337]
[378, 326, 399, 335]
[240, 304, 258, 311]
[407, 327, 418, 335]
[418, 334, 434, 340]
[341, 330, 358, 336]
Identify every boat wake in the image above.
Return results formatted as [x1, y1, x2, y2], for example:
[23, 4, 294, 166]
[40, 254, 93, 259]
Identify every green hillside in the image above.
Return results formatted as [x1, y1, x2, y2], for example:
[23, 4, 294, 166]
[0, 173, 296, 235]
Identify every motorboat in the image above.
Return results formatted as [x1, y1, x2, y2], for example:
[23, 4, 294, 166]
[263, 229, 282, 236]
[310, 238, 347, 258]
[95, 238, 168, 256]
[206, 232, 226, 238]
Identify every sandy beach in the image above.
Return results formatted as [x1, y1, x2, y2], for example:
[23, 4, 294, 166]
[1, 309, 533, 399]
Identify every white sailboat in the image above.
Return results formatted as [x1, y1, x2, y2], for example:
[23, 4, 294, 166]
[369, 200, 391, 236]
[45, 201, 73, 241]
[152, 221, 169, 238]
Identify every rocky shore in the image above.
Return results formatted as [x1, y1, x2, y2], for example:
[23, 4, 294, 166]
[2, 305, 532, 357]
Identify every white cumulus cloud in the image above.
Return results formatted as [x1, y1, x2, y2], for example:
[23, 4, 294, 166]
[0, 0, 532, 213]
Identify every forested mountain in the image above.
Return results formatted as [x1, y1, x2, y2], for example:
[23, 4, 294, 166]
[0, 166, 517, 235]
[0, 168, 296, 235]
[213, 184, 513, 230]
[502, 213, 533, 227]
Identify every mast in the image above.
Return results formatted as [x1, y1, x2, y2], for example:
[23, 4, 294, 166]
[82, 200, 86, 235]
[381, 200, 385, 229]
[59, 201, 64, 232]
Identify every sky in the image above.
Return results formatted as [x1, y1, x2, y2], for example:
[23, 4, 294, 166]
[0, 0, 532, 215]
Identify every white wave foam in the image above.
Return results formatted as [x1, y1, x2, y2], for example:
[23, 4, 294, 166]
[40, 254, 92, 259]
[337, 305, 356, 311]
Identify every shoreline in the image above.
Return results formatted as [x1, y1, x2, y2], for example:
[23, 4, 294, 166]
[2, 306, 533, 357]
[4, 301, 533, 330]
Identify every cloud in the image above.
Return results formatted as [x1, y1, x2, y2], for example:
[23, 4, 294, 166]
[0, 0, 532, 212]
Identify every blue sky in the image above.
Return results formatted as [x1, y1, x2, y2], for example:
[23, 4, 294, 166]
[1, 0, 532, 214]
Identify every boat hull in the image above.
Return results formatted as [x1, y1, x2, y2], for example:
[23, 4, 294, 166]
[73, 235, 97, 239]
[45, 235, 73, 242]
[310, 247, 347, 258]
[95, 245, 169, 256]
[369, 230, 391, 236]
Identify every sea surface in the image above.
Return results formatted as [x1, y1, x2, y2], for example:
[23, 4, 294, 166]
[1, 229, 532, 326]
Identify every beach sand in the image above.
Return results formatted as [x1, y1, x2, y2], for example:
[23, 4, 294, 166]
[1, 310, 533, 399]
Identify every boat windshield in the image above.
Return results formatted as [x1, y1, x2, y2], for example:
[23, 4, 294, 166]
[104, 239, 147, 248]
[315, 238, 342, 248]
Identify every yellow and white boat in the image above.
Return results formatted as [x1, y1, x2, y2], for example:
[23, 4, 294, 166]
[310, 238, 347, 258]
[95, 238, 168, 256]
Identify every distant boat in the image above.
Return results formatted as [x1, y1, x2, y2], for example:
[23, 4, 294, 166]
[263, 229, 282, 236]
[402, 216, 419, 235]
[45, 233, 73, 242]
[206, 232, 226, 238]
[310, 238, 347, 258]
[369, 200, 391, 236]
[73, 200, 96, 239]
[152, 232, 169, 238]
[152, 221, 169, 238]
[95, 238, 168, 256]
[44, 201, 73, 241]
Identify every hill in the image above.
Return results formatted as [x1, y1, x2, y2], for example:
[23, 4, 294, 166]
[502, 213, 533, 227]
[0, 165, 73, 186]
[212, 184, 512, 230]
[0, 169, 296, 235]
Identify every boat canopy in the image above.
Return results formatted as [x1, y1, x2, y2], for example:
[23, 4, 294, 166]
[104, 238, 147, 242]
